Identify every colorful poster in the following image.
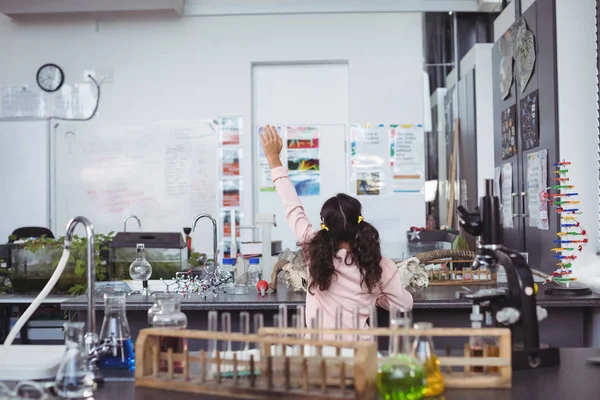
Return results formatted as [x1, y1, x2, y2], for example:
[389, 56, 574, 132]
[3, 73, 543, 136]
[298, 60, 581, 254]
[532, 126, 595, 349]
[501, 163, 514, 228]
[389, 124, 425, 193]
[521, 90, 539, 150]
[526, 149, 548, 230]
[501, 105, 517, 159]
[223, 210, 241, 238]
[222, 179, 241, 207]
[219, 116, 242, 146]
[222, 148, 240, 176]
[356, 172, 381, 195]
[286, 126, 320, 196]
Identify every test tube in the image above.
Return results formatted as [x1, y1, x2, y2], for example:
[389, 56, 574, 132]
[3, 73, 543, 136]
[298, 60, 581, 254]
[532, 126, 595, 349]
[352, 306, 360, 341]
[334, 305, 343, 342]
[278, 304, 288, 332]
[253, 313, 264, 351]
[369, 305, 378, 343]
[389, 306, 399, 356]
[310, 316, 317, 356]
[208, 311, 218, 356]
[240, 312, 250, 353]
[296, 305, 305, 332]
[315, 307, 323, 340]
[221, 312, 232, 352]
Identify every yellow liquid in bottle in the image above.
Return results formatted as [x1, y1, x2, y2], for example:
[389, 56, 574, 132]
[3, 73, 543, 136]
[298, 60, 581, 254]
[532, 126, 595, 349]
[421, 354, 445, 397]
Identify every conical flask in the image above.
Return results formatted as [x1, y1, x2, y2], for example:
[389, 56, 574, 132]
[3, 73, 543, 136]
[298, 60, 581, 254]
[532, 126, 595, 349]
[98, 293, 135, 370]
[55, 322, 96, 399]
[411, 322, 444, 397]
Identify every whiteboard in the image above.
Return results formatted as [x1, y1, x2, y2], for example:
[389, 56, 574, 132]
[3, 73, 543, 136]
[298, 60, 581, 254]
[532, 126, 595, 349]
[52, 120, 218, 254]
[0, 120, 50, 242]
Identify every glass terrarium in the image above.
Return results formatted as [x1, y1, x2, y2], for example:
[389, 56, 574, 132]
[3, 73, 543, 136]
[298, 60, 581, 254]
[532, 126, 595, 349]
[108, 232, 188, 280]
[10, 234, 113, 295]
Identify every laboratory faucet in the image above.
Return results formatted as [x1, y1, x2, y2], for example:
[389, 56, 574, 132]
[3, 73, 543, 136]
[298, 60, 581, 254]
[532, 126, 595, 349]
[65, 216, 116, 385]
[192, 213, 218, 268]
[123, 214, 142, 232]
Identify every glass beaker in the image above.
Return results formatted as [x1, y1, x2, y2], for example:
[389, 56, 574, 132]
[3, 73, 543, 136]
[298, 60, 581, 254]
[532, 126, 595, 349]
[233, 256, 248, 295]
[129, 243, 152, 295]
[152, 296, 188, 373]
[377, 309, 426, 400]
[55, 322, 96, 399]
[147, 292, 175, 327]
[98, 293, 135, 370]
[411, 322, 444, 397]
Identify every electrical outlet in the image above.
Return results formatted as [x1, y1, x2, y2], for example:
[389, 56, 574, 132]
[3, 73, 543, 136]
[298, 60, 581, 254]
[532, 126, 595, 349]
[98, 69, 114, 84]
[83, 70, 96, 83]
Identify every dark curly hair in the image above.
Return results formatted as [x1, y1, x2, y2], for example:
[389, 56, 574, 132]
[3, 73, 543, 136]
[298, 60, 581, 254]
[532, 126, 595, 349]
[302, 193, 383, 295]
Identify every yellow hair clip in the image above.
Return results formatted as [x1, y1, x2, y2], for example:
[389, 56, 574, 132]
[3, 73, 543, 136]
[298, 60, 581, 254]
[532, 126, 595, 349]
[320, 223, 329, 231]
[357, 216, 364, 224]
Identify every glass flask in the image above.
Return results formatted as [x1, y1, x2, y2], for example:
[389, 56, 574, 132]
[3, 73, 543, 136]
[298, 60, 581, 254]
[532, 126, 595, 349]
[129, 243, 152, 295]
[152, 297, 188, 373]
[98, 293, 135, 370]
[377, 310, 426, 400]
[55, 322, 96, 399]
[411, 322, 444, 397]
[147, 292, 175, 327]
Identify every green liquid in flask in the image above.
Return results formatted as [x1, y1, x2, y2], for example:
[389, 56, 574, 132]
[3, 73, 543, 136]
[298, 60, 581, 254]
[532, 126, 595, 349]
[377, 354, 426, 400]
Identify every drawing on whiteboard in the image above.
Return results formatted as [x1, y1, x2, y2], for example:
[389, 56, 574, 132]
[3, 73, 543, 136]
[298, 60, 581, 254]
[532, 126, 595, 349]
[53, 120, 217, 237]
[356, 172, 381, 196]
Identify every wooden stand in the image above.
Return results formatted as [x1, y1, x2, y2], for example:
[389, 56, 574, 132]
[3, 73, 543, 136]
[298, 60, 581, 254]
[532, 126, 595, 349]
[135, 328, 378, 399]
[259, 327, 512, 389]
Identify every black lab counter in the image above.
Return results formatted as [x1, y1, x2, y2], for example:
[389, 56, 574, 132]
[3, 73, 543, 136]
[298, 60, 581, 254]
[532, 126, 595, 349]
[61, 284, 600, 349]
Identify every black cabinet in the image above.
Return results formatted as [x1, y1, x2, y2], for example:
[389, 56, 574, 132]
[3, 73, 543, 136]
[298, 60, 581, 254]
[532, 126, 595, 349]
[492, 1, 560, 273]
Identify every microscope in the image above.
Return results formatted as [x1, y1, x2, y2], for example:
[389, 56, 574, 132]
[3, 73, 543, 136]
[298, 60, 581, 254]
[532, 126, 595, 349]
[456, 179, 560, 370]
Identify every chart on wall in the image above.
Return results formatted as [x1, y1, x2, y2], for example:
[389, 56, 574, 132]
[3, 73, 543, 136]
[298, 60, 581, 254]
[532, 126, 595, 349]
[520, 90, 539, 150]
[501, 105, 517, 159]
[351, 123, 386, 195]
[526, 149, 548, 230]
[501, 163, 514, 228]
[287, 126, 320, 196]
[390, 124, 425, 193]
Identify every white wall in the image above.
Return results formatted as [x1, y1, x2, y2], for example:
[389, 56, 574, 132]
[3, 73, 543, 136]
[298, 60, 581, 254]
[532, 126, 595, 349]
[493, 0, 515, 41]
[0, 12, 425, 245]
[556, 0, 600, 275]
[460, 44, 495, 200]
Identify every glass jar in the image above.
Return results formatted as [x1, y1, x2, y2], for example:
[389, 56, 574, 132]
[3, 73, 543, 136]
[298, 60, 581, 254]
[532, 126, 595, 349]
[152, 297, 188, 373]
[147, 292, 175, 327]
[55, 322, 96, 399]
[411, 322, 444, 397]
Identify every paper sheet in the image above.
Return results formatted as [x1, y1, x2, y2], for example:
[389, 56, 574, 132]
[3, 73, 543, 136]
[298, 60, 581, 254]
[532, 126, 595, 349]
[526, 149, 548, 229]
[286, 126, 320, 197]
[1, 85, 45, 118]
[389, 124, 425, 193]
[501, 163, 514, 228]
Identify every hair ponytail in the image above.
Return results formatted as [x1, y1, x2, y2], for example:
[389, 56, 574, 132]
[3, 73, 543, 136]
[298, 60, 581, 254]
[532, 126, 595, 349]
[303, 229, 338, 295]
[350, 221, 382, 293]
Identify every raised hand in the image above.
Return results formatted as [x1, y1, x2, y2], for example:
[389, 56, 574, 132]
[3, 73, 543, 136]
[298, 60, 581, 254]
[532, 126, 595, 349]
[260, 125, 283, 169]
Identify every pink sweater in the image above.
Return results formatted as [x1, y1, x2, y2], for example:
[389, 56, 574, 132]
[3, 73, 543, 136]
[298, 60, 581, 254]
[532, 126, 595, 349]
[271, 166, 414, 332]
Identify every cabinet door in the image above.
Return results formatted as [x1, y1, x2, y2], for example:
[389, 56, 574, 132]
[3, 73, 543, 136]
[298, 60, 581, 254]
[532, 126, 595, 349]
[519, 2, 560, 274]
[492, 39, 525, 252]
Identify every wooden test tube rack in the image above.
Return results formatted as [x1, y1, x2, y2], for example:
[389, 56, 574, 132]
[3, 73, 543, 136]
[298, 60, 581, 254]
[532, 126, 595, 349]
[135, 327, 378, 400]
[259, 327, 512, 390]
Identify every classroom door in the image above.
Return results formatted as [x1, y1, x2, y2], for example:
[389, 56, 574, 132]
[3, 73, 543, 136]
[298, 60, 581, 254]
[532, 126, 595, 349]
[252, 63, 349, 250]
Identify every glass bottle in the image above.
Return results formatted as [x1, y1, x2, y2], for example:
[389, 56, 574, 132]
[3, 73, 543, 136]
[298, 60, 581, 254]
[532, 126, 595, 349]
[147, 292, 175, 327]
[98, 293, 135, 370]
[377, 309, 426, 400]
[152, 297, 188, 373]
[220, 258, 236, 293]
[233, 256, 249, 295]
[129, 243, 152, 295]
[55, 322, 96, 399]
[247, 258, 261, 285]
[411, 322, 444, 397]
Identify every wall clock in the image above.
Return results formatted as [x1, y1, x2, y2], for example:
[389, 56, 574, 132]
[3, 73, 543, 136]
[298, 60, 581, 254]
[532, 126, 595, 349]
[36, 64, 64, 93]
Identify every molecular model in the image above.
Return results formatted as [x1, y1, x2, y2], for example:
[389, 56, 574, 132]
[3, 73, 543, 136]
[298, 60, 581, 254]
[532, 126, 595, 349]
[160, 266, 233, 299]
[543, 160, 588, 287]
